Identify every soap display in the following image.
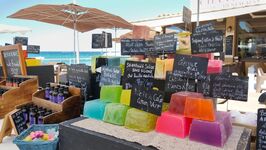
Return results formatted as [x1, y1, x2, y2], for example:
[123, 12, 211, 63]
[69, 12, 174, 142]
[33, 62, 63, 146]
[120, 90, 131, 106]
[103, 103, 129, 126]
[156, 111, 192, 138]
[189, 111, 232, 147]
[83, 99, 108, 120]
[184, 97, 216, 121]
[100, 85, 122, 103]
[169, 92, 203, 115]
[207, 59, 223, 74]
[154, 58, 174, 79]
[125, 108, 157, 132]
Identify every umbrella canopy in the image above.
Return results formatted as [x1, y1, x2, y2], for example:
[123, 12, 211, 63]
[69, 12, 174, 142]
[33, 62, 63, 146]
[0, 24, 31, 34]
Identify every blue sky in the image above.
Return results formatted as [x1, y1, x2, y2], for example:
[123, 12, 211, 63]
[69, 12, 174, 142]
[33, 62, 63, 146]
[0, 0, 190, 51]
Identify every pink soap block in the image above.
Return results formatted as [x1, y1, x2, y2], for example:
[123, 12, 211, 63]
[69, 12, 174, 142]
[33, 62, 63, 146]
[169, 91, 203, 115]
[193, 53, 214, 60]
[207, 59, 223, 74]
[156, 111, 192, 138]
[189, 111, 232, 147]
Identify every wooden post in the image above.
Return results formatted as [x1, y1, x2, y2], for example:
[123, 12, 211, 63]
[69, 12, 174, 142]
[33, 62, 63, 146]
[0, 111, 16, 143]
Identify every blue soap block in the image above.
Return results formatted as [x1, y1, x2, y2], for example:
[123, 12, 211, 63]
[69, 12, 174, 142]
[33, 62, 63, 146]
[108, 57, 120, 67]
[83, 99, 108, 120]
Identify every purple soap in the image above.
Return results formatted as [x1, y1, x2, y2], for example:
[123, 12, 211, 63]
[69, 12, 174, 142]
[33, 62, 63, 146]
[189, 111, 232, 147]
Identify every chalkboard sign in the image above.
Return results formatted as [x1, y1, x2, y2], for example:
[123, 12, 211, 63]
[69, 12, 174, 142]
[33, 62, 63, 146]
[14, 36, 28, 45]
[10, 109, 28, 135]
[131, 86, 164, 115]
[100, 66, 121, 86]
[123, 61, 155, 89]
[211, 74, 248, 101]
[225, 35, 233, 55]
[256, 108, 266, 150]
[197, 75, 211, 96]
[121, 39, 145, 55]
[0, 44, 27, 77]
[173, 54, 208, 80]
[194, 23, 215, 33]
[92, 33, 112, 49]
[5, 43, 11, 46]
[106, 33, 112, 48]
[27, 45, 40, 54]
[165, 72, 195, 93]
[144, 40, 156, 56]
[96, 57, 108, 69]
[191, 30, 223, 54]
[154, 33, 177, 54]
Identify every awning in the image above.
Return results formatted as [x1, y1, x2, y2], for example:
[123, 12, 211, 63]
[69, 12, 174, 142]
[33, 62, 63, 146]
[0, 24, 31, 34]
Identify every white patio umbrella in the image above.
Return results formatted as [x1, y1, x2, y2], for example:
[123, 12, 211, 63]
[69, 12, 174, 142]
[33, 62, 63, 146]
[0, 24, 31, 34]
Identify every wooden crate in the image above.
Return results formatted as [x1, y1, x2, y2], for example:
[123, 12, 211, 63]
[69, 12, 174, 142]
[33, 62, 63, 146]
[0, 76, 38, 118]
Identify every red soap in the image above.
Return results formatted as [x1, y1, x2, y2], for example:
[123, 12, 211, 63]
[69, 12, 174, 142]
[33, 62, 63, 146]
[193, 53, 214, 60]
[156, 111, 192, 138]
[207, 59, 222, 74]
[169, 92, 203, 115]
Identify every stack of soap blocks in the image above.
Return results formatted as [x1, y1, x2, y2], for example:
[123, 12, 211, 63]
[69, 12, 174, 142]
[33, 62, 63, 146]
[155, 91, 232, 147]
[83, 85, 158, 132]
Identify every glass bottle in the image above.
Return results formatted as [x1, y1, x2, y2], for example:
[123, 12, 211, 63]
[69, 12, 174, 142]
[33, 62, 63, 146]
[45, 83, 51, 100]
[57, 88, 64, 103]
[29, 108, 37, 125]
[49, 87, 54, 101]
[63, 86, 69, 99]
[53, 87, 59, 103]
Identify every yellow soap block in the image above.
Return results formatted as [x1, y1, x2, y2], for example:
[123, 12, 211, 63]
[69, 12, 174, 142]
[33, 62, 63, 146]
[26, 59, 41, 66]
[91, 56, 97, 73]
[165, 59, 174, 73]
[162, 102, 169, 112]
[155, 58, 164, 79]
[120, 90, 131, 106]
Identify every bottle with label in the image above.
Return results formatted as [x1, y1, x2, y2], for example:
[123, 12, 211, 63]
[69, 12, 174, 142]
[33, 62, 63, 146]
[29, 108, 37, 125]
[37, 110, 45, 124]
[49, 87, 54, 101]
[53, 87, 59, 103]
[63, 86, 70, 99]
[57, 88, 64, 103]
[45, 83, 51, 100]
[21, 106, 28, 124]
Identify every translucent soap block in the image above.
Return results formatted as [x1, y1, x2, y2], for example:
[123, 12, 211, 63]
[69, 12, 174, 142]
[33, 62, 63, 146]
[156, 111, 192, 138]
[83, 99, 108, 120]
[108, 57, 120, 67]
[155, 58, 174, 79]
[91, 56, 97, 73]
[162, 102, 169, 112]
[207, 59, 223, 74]
[103, 103, 129, 126]
[189, 111, 232, 147]
[169, 92, 203, 115]
[120, 90, 131, 106]
[165, 59, 174, 74]
[125, 108, 157, 132]
[184, 97, 215, 122]
[193, 53, 214, 60]
[100, 85, 122, 103]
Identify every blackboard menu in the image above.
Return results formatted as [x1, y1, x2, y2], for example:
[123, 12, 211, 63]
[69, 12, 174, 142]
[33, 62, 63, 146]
[194, 23, 215, 33]
[211, 74, 248, 101]
[131, 86, 164, 115]
[11, 109, 28, 134]
[225, 35, 233, 55]
[27, 45, 40, 54]
[121, 39, 145, 55]
[100, 66, 121, 86]
[197, 75, 211, 96]
[106, 33, 112, 48]
[14, 36, 28, 45]
[2, 49, 22, 76]
[165, 72, 195, 93]
[92, 33, 112, 49]
[123, 61, 155, 89]
[5, 43, 11, 46]
[154, 33, 177, 54]
[173, 54, 208, 80]
[257, 108, 266, 150]
[144, 40, 156, 56]
[191, 30, 223, 54]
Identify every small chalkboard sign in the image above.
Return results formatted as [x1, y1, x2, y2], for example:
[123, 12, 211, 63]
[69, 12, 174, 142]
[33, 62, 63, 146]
[0, 44, 27, 77]
[5, 43, 11, 46]
[100, 66, 121, 86]
[27, 45, 40, 54]
[14, 36, 28, 46]
[194, 23, 215, 33]
[197, 75, 211, 96]
[121, 39, 145, 55]
[123, 61, 155, 89]
[154, 33, 177, 54]
[173, 54, 208, 80]
[257, 108, 266, 150]
[165, 72, 195, 93]
[10, 109, 28, 135]
[92, 33, 112, 49]
[211, 74, 248, 101]
[145, 40, 156, 56]
[131, 86, 164, 116]
[225, 35, 233, 55]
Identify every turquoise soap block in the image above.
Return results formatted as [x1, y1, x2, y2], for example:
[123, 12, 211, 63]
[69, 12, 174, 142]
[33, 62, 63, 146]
[108, 57, 120, 67]
[83, 99, 108, 120]
[103, 103, 129, 126]
[100, 85, 122, 103]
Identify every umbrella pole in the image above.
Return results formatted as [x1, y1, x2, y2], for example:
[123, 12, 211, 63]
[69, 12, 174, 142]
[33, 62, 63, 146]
[74, 21, 80, 64]
[114, 27, 117, 56]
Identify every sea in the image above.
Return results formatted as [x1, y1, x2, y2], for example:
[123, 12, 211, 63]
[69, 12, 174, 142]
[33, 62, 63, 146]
[28, 51, 104, 65]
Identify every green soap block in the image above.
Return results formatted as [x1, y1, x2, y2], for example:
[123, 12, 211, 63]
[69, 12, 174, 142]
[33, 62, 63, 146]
[103, 103, 129, 126]
[125, 108, 158, 132]
[100, 85, 122, 103]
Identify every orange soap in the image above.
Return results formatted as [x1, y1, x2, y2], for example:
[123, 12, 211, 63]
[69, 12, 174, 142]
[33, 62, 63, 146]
[184, 97, 215, 122]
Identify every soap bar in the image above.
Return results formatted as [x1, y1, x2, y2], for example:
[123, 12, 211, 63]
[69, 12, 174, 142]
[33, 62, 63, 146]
[169, 92, 203, 115]
[193, 53, 214, 60]
[120, 90, 131, 106]
[83, 99, 108, 120]
[100, 85, 122, 103]
[207, 59, 223, 74]
[189, 111, 232, 147]
[154, 59, 174, 79]
[162, 102, 169, 112]
[165, 59, 174, 74]
[108, 57, 120, 67]
[103, 103, 129, 126]
[184, 97, 215, 121]
[156, 111, 192, 138]
[125, 108, 157, 132]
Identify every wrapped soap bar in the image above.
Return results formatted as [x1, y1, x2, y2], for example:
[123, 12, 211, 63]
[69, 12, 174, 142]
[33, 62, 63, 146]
[184, 97, 216, 121]
[207, 59, 223, 74]
[189, 111, 232, 147]
[83, 99, 108, 120]
[125, 108, 157, 132]
[103, 103, 129, 126]
[156, 111, 192, 138]
[100, 85, 122, 103]
[169, 92, 203, 115]
[120, 90, 131, 106]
